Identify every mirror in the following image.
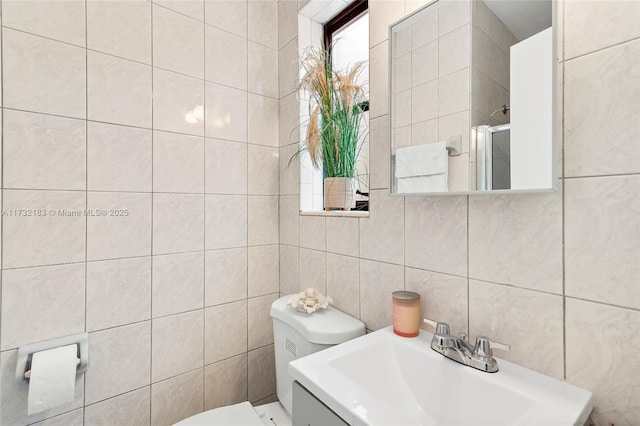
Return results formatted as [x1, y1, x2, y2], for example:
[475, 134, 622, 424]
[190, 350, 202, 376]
[389, 0, 556, 195]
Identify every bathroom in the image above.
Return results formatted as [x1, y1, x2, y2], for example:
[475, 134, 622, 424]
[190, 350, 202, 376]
[0, 0, 638, 425]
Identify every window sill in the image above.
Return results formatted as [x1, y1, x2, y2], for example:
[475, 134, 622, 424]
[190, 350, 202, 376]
[300, 210, 369, 218]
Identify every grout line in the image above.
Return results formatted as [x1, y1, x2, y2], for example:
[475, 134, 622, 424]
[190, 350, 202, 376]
[149, 1, 155, 422]
[561, 1, 567, 380]
[0, 0, 4, 356]
[201, 5, 207, 409]
[83, 0, 89, 420]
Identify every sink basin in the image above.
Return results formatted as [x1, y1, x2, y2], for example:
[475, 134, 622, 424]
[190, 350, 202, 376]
[289, 327, 592, 425]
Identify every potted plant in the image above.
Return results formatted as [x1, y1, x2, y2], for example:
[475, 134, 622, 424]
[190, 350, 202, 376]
[295, 45, 368, 211]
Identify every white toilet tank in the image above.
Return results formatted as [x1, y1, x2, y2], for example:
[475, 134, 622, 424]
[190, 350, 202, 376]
[269, 295, 365, 416]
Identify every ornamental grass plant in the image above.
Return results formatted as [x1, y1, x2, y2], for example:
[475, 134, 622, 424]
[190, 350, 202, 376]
[295, 44, 368, 179]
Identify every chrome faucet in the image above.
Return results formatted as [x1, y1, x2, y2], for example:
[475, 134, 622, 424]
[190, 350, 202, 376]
[423, 319, 510, 373]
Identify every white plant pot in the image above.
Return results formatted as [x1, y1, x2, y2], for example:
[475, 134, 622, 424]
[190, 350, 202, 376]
[324, 177, 356, 211]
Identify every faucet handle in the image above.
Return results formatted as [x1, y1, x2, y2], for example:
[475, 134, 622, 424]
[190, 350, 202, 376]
[474, 336, 510, 358]
[423, 318, 450, 335]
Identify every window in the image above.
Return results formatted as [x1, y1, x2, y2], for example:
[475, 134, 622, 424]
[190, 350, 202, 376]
[298, 0, 370, 214]
[326, 1, 370, 211]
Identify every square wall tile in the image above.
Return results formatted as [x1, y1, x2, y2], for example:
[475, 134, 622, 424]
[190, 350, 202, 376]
[205, 82, 248, 142]
[248, 145, 279, 195]
[248, 196, 279, 246]
[469, 280, 563, 379]
[360, 190, 404, 265]
[248, 293, 279, 350]
[249, 42, 278, 98]
[205, 301, 248, 364]
[279, 245, 299, 296]
[3, 190, 85, 269]
[438, 68, 469, 117]
[3, 28, 86, 118]
[278, 0, 297, 49]
[249, 0, 278, 49]
[299, 249, 326, 294]
[86, 322, 151, 405]
[1, 264, 85, 350]
[151, 369, 203, 426]
[279, 92, 299, 147]
[248, 345, 276, 403]
[369, 0, 405, 47]
[405, 267, 467, 335]
[369, 116, 390, 190]
[439, 0, 471, 37]
[205, 248, 248, 307]
[299, 216, 326, 251]
[87, 257, 152, 331]
[153, 131, 205, 193]
[359, 259, 403, 331]
[85, 387, 150, 426]
[566, 298, 640, 425]
[87, 0, 152, 64]
[152, 311, 204, 382]
[205, 0, 247, 37]
[205, 138, 247, 195]
[248, 245, 279, 298]
[564, 40, 640, 177]
[326, 254, 360, 319]
[205, 25, 247, 90]
[279, 195, 299, 247]
[405, 195, 467, 276]
[412, 40, 438, 87]
[326, 217, 359, 257]
[248, 94, 279, 147]
[1, 350, 84, 425]
[205, 195, 248, 249]
[278, 39, 298, 99]
[88, 51, 152, 128]
[564, 0, 640, 60]
[87, 192, 152, 260]
[154, 68, 205, 136]
[3, 109, 86, 190]
[88, 122, 152, 192]
[439, 25, 470, 77]
[279, 144, 300, 196]
[205, 354, 247, 410]
[565, 176, 640, 309]
[369, 41, 389, 119]
[153, 194, 204, 254]
[153, 5, 204, 79]
[2, 0, 85, 46]
[153, 252, 204, 317]
[469, 192, 563, 294]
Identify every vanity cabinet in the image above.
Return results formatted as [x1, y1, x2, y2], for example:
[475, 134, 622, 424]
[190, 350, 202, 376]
[292, 381, 349, 426]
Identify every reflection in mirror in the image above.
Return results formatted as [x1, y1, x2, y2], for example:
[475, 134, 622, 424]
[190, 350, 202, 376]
[389, 0, 556, 195]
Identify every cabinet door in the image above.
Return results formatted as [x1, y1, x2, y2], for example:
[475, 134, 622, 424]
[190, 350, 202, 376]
[292, 381, 349, 426]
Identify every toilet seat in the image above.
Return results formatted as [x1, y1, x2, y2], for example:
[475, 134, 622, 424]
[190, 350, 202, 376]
[174, 401, 263, 426]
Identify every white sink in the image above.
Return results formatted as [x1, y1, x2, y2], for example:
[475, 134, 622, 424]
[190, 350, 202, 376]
[289, 327, 592, 426]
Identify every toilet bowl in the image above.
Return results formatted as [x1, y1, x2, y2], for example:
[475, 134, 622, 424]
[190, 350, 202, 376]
[175, 295, 365, 426]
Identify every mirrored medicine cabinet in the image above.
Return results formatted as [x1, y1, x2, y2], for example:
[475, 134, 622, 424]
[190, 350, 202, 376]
[389, 0, 558, 195]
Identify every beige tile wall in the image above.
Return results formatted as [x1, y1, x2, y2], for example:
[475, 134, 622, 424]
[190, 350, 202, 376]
[279, 0, 639, 424]
[0, 0, 279, 424]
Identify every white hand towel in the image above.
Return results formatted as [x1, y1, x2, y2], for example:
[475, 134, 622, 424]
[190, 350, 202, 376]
[395, 142, 448, 192]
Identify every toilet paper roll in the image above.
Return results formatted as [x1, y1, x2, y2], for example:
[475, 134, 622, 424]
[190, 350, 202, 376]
[27, 344, 78, 415]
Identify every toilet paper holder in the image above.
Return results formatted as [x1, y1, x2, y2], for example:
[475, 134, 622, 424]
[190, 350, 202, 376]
[16, 332, 89, 382]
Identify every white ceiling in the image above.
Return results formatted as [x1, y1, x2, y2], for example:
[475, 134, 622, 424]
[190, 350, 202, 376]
[483, 0, 552, 41]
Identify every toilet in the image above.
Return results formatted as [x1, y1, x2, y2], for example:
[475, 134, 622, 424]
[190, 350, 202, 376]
[176, 295, 365, 426]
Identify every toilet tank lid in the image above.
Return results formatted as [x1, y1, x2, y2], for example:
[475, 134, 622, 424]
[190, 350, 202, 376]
[270, 295, 365, 345]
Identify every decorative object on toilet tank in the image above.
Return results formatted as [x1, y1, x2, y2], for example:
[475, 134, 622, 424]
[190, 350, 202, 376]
[291, 44, 368, 211]
[289, 288, 333, 313]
